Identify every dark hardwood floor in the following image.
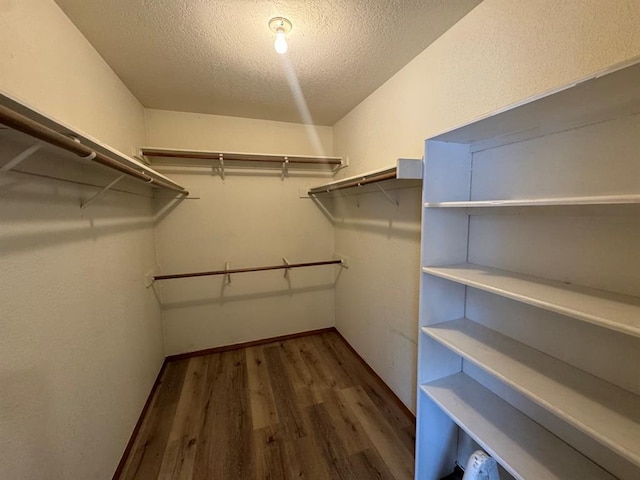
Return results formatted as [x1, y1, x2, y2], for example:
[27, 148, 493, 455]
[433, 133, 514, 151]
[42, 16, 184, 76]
[117, 330, 415, 479]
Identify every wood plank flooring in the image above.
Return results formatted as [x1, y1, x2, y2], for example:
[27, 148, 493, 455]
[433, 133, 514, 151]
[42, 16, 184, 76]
[117, 330, 415, 480]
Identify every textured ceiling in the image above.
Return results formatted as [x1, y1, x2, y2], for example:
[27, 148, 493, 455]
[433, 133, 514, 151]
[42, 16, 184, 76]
[54, 0, 481, 125]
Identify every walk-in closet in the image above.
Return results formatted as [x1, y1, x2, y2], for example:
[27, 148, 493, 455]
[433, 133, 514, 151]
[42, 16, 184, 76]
[1, 1, 639, 479]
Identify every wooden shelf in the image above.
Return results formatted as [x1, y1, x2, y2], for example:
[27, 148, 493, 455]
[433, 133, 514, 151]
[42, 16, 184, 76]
[421, 373, 616, 480]
[423, 264, 640, 337]
[424, 193, 640, 208]
[141, 147, 343, 171]
[308, 158, 422, 196]
[422, 318, 640, 467]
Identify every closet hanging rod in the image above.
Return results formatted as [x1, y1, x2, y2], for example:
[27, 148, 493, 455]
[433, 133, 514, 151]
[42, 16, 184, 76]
[0, 105, 188, 194]
[154, 259, 343, 281]
[308, 169, 397, 194]
[140, 147, 343, 166]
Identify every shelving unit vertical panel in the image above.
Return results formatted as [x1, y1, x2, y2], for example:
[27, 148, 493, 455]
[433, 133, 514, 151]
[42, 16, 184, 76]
[416, 140, 472, 478]
[421, 210, 470, 267]
[420, 274, 467, 327]
[420, 139, 473, 326]
[418, 334, 463, 385]
[416, 390, 460, 480]
[423, 140, 472, 204]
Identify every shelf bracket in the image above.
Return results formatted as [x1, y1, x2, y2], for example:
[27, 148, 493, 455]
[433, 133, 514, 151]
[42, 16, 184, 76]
[310, 194, 335, 222]
[225, 261, 231, 285]
[376, 183, 399, 206]
[218, 154, 225, 181]
[0, 143, 42, 176]
[281, 158, 289, 181]
[81, 174, 126, 210]
[283, 257, 290, 278]
[335, 254, 349, 268]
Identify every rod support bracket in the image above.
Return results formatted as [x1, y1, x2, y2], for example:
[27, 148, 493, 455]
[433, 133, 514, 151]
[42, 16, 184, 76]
[144, 265, 160, 288]
[225, 261, 231, 285]
[333, 253, 350, 268]
[0, 143, 42, 176]
[283, 257, 290, 278]
[217, 154, 225, 181]
[376, 183, 399, 206]
[80, 174, 127, 210]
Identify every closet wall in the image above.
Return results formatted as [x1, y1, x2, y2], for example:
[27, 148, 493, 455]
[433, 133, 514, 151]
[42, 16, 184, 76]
[332, 0, 640, 411]
[0, 1, 162, 479]
[3, 0, 640, 478]
[145, 109, 336, 355]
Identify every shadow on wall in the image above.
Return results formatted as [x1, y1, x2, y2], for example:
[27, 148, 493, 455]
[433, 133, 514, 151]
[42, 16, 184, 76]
[0, 178, 154, 255]
[314, 185, 422, 240]
[1, 217, 153, 255]
[152, 193, 185, 225]
[157, 283, 337, 310]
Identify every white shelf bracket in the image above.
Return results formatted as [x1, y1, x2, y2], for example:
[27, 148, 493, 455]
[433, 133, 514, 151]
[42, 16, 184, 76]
[310, 194, 335, 222]
[281, 158, 289, 181]
[80, 174, 126, 210]
[144, 265, 160, 288]
[283, 257, 290, 278]
[219, 154, 225, 181]
[336, 188, 359, 207]
[376, 183, 399, 206]
[335, 254, 349, 268]
[0, 143, 42, 176]
[225, 261, 231, 285]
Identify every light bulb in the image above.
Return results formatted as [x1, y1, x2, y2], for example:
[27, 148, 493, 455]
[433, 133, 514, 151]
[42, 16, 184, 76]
[274, 29, 288, 54]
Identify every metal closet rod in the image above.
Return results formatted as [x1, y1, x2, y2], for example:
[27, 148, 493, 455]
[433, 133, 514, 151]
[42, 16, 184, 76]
[140, 148, 342, 165]
[308, 169, 396, 194]
[0, 104, 188, 194]
[154, 259, 343, 281]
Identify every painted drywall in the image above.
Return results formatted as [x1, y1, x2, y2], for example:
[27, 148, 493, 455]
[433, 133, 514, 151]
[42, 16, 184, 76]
[0, 0, 145, 155]
[146, 109, 337, 354]
[0, 1, 160, 479]
[332, 0, 640, 411]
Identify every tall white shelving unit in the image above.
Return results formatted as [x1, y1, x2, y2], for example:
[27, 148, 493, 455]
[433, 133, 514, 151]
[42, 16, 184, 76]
[415, 59, 640, 480]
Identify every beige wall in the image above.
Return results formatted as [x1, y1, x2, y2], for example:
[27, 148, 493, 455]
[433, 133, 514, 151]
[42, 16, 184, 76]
[146, 109, 337, 354]
[332, 0, 640, 410]
[0, 1, 161, 479]
[0, 0, 145, 154]
[3, 0, 640, 477]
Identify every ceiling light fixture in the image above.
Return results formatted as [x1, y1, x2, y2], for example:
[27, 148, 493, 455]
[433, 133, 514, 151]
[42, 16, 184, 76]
[269, 17, 292, 54]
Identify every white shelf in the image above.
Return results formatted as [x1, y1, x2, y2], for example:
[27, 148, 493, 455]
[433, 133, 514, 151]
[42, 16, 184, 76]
[307, 158, 422, 196]
[0, 90, 183, 190]
[422, 318, 640, 467]
[422, 264, 640, 337]
[424, 193, 640, 208]
[429, 59, 640, 150]
[421, 373, 615, 480]
[417, 59, 640, 479]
